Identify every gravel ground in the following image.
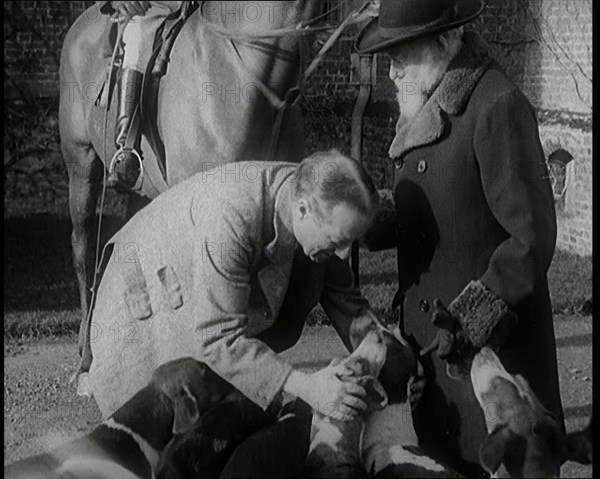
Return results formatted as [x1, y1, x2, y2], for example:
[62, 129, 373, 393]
[4, 317, 593, 477]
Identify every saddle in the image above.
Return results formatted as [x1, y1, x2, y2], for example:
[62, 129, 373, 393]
[94, 2, 198, 186]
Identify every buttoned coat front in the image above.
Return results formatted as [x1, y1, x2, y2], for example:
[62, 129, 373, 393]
[368, 33, 564, 474]
[88, 162, 375, 418]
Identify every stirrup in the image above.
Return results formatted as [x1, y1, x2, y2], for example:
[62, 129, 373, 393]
[108, 146, 144, 190]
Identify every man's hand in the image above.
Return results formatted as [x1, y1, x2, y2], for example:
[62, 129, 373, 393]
[283, 361, 367, 422]
[111, 1, 150, 22]
[420, 299, 476, 379]
[419, 299, 460, 358]
[307, 360, 367, 421]
[408, 360, 425, 411]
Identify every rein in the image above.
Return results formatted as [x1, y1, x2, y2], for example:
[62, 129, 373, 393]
[201, 0, 375, 161]
[70, 17, 130, 394]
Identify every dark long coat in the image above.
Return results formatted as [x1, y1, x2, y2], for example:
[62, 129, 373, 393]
[366, 32, 564, 476]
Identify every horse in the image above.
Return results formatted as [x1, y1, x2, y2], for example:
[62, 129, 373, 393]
[59, 1, 324, 360]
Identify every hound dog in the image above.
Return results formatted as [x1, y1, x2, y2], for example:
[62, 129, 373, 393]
[471, 346, 593, 478]
[4, 357, 232, 479]
[157, 395, 314, 479]
[304, 327, 389, 477]
[306, 316, 460, 478]
[155, 389, 271, 479]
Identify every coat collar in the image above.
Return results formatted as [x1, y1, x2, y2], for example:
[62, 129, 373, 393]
[263, 175, 296, 262]
[389, 32, 493, 160]
[259, 176, 297, 317]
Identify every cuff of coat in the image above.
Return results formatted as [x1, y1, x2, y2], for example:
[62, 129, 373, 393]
[448, 280, 517, 349]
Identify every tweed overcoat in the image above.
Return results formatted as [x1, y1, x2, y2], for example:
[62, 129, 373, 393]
[367, 32, 564, 474]
[88, 162, 377, 418]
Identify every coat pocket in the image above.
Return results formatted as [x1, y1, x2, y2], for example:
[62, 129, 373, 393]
[157, 265, 184, 310]
[122, 254, 153, 321]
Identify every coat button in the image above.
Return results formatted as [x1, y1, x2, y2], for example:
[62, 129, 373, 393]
[417, 160, 427, 173]
[394, 158, 404, 169]
[419, 299, 430, 313]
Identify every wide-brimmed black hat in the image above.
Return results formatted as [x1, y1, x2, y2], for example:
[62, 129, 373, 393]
[355, 0, 485, 54]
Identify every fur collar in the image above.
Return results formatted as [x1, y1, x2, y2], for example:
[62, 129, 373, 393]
[389, 32, 493, 160]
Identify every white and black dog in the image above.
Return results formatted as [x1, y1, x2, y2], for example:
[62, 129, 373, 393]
[471, 346, 593, 478]
[4, 358, 233, 479]
[306, 316, 460, 478]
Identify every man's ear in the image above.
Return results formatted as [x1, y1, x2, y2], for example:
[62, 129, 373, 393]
[437, 27, 462, 52]
[296, 198, 310, 220]
[436, 32, 449, 52]
[479, 426, 513, 475]
[172, 384, 201, 435]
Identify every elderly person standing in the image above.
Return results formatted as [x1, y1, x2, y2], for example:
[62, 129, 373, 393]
[78, 150, 383, 429]
[356, 0, 563, 476]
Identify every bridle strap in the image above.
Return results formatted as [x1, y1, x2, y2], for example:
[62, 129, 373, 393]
[266, 1, 373, 160]
[202, 1, 373, 160]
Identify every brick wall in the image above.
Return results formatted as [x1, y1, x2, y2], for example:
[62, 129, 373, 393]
[4, 1, 95, 101]
[3, 0, 592, 254]
[471, 0, 592, 114]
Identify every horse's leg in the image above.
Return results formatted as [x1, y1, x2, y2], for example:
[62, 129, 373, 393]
[63, 142, 104, 354]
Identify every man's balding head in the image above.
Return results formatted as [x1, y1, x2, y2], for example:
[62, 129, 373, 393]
[292, 150, 379, 221]
[290, 150, 379, 263]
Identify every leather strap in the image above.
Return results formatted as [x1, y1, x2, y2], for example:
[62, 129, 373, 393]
[123, 104, 142, 152]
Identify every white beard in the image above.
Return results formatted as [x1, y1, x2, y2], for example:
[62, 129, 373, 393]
[394, 82, 428, 123]
[392, 65, 444, 123]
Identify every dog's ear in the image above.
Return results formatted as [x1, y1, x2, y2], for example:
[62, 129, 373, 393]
[359, 376, 388, 410]
[512, 374, 536, 398]
[172, 384, 202, 435]
[349, 316, 379, 350]
[479, 425, 513, 475]
[369, 378, 388, 409]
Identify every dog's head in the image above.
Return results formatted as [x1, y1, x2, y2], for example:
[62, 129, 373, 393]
[152, 358, 233, 435]
[156, 391, 269, 479]
[349, 316, 418, 405]
[471, 347, 566, 478]
[337, 331, 388, 411]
